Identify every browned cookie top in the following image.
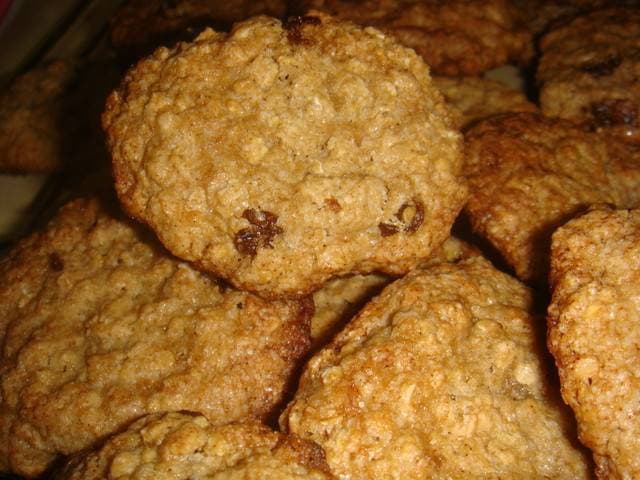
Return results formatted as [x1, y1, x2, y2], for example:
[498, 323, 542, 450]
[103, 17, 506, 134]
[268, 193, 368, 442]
[548, 207, 640, 480]
[104, 13, 466, 298]
[538, 7, 640, 142]
[464, 112, 640, 284]
[300, 0, 532, 75]
[57, 413, 334, 479]
[0, 197, 311, 477]
[282, 257, 590, 479]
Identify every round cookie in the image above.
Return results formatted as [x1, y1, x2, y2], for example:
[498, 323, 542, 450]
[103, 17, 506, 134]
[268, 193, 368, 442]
[464, 112, 640, 284]
[433, 76, 537, 130]
[0, 197, 312, 477]
[537, 7, 640, 142]
[57, 412, 333, 479]
[103, 13, 466, 298]
[281, 257, 590, 479]
[297, 0, 533, 76]
[548, 207, 640, 479]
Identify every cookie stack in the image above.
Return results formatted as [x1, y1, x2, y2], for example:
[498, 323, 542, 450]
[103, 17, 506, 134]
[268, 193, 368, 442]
[0, 1, 639, 479]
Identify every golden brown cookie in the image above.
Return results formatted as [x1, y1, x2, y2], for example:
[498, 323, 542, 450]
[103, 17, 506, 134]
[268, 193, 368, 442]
[0, 197, 312, 477]
[464, 112, 640, 284]
[57, 412, 333, 479]
[310, 236, 478, 349]
[110, 0, 286, 58]
[548, 207, 640, 479]
[433, 76, 536, 129]
[298, 0, 532, 76]
[538, 7, 640, 142]
[104, 14, 466, 298]
[0, 59, 121, 174]
[282, 257, 590, 479]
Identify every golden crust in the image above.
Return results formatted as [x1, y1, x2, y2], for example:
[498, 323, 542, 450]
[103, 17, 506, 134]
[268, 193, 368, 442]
[301, 0, 532, 75]
[538, 7, 640, 142]
[0, 197, 312, 477]
[103, 14, 466, 298]
[464, 112, 640, 284]
[548, 207, 640, 479]
[282, 257, 589, 479]
[433, 76, 536, 129]
[57, 413, 334, 479]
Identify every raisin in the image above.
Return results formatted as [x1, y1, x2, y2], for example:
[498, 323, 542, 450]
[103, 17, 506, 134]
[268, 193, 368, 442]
[378, 198, 425, 237]
[48, 252, 64, 271]
[580, 55, 621, 77]
[233, 209, 284, 257]
[283, 15, 321, 45]
[591, 99, 638, 127]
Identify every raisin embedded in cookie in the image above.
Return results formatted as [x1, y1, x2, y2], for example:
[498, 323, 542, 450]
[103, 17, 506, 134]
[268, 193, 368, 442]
[0, 197, 312, 477]
[103, 13, 466, 298]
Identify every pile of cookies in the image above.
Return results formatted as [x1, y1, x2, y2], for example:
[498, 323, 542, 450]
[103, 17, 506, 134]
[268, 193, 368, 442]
[1, 1, 639, 478]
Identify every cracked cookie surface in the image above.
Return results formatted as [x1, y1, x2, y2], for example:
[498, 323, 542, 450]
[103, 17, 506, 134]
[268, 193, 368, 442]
[104, 13, 466, 298]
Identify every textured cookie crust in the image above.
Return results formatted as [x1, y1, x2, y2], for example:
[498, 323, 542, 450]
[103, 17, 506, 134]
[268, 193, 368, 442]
[0, 60, 121, 174]
[110, 0, 286, 55]
[310, 236, 478, 349]
[433, 76, 536, 129]
[104, 14, 466, 298]
[548, 208, 640, 480]
[282, 257, 589, 479]
[57, 413, 333, 479]
[464, 112, 640, 284]
[299, 0, 532, 76]
[0, 198, 312, 477]
[538, 7, 640, 142]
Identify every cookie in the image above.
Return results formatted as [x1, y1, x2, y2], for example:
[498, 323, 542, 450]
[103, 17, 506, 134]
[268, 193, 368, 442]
[548, 207, 640, 479]
[298, 0, 532, 76]
[310, 236, 478, 349]
[0, 59, 121, 174]
[0, 197, 312, 477]
[433, 76, 536, 129]
[282, 257, 590, 479]
[464, 112, 640, 284]
[103, 14, 466, 298]
[57, 412, 333, 479]
[538, 7, 640, 142]
[110, 0, 286, 59]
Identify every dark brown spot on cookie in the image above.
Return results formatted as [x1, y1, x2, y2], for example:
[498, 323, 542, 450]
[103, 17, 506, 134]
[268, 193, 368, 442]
[591, 99, 638, 127]
[379, 222, 400, 237]
[284, 15, 321, 45]
[396, 199, 424, 233]
[378, 198, 424, 236]
[580, 55, 622, 77]
[49, 252, 64, 271]
[233, 209, 284, 257]
[324, 197, 341, 212]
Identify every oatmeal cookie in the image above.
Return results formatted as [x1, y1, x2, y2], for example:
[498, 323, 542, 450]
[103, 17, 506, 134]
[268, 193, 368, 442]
[110, 0, 286, 58]
[538, 7, 640, 142]
[310, 236, 478, 349]
[464, 112, 640, 284]
[298, 0, 532, 76]
[433, 76, 536, 129]
[57, 412, 333, 479]
[0, 59, 121, 174]
[0, 197, 312, 477]
[282, 257, 590, 479]
[104, 14, 466, 298]
[548, 207, 640, 479]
